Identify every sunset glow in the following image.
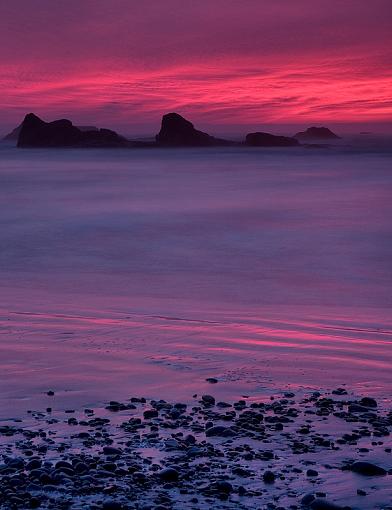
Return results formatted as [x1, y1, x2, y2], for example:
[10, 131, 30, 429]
[1, 0, 391, 133]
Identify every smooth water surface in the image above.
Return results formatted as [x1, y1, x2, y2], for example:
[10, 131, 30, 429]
[0, 144, 391, 415]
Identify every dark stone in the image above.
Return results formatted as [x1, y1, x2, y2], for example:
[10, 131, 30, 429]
[206, 377, 218, 384]
[102, 501, 123, 510]
[310, 499, 347, 510]
[245, 132, 299, 147]
[301, 493, 316, 505]
[205, 425, 235, 437]
[351, 461, 387, 476]
[103, 446, 122, 456]
[17, 113, 129, 148]
[201, 395, 216, 406]
[307, 469, 319, 477]
[348, 404, 371, 413]
[262, 470, 276, 483]
[359, 397, 377, 408]
[294, 126, 340, 141]
[332, 388, 347, 395]
[156, 112, 232, 147]
[158, 467, 179, 482]
[143, 409, 158, 419]
[29, 497, 41, 509]
[215, 480, 233, 493]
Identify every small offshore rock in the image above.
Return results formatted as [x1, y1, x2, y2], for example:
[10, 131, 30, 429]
[206, 377, 218, 384]
[201, 395, 215, 405]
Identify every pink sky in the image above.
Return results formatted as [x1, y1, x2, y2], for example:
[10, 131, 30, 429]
[1, 0, 391, 134]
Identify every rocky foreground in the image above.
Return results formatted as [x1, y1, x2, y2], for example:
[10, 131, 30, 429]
[0, 389, 391, 510]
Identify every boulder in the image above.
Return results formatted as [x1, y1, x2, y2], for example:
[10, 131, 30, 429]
[156, 112, 232, 146]
[17, 113, 129, 148]
[294, 126, 340, 140]
[351, 461, 387, 476]
[245, 132, 299, 147]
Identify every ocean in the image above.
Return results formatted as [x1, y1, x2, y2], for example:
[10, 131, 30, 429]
[0, 142, 391, 415]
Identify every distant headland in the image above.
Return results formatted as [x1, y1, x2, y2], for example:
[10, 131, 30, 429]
[5, 112, 341, 148]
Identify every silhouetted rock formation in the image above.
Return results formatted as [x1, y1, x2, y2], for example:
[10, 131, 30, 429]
[4, 122, 99, 141]
[78, 126, 99, 132]
[156, 113, 232, 146]
[294, 127, 340, 140]
[245, 132, 299, 147]
[17, 113, 129, 148]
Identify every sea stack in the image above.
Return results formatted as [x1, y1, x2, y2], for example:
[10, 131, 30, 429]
[156, 113, 231, 147]
[3, 122, 99, 141]
[294, 126, 340, 141]
[245, 132, 299, 147]
[17, 113, 129, 148]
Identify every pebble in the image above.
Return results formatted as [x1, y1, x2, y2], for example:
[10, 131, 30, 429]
[158, 467, 179, 482]
[263, 470, 276, 483]
[201, 395, 216, 405]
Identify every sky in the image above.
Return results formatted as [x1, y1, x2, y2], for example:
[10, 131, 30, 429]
[0, 0, 391, 135]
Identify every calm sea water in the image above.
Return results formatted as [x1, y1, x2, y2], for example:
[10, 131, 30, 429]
[0, 142, 391, 414]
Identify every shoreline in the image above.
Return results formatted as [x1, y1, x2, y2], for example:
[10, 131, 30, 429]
[1, 387, 391, 510]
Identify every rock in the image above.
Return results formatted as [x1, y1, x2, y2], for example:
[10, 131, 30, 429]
[294, 126, 340, 141]
[307, 469, 319, 477]
[156, 112, 232, 147]
[102, 501, 123, 510]
[3, 121, 98, 141]
[47, 390, 55, 396]
[262, 470, 276, 483]
[359, 397, 377, 408]
[201, 394, 216, 405]
[245, 132, 299, 147]
[206, 377, 218, 384]
[205, 425, 236, 437]
[332, 388, 347, 395]
[103, 446, 122, 456]
[309, 499, 347, 510]
[29, 497, 41, 509]
[143, 409, 158, 419]
[348, 404, 371, 413]
[17, 113, 129, 148]
[351, 461, 387, 476]
[158, 467, 179, 482]
[215, 480, 232, 493]
[301, 494, 316, 505]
